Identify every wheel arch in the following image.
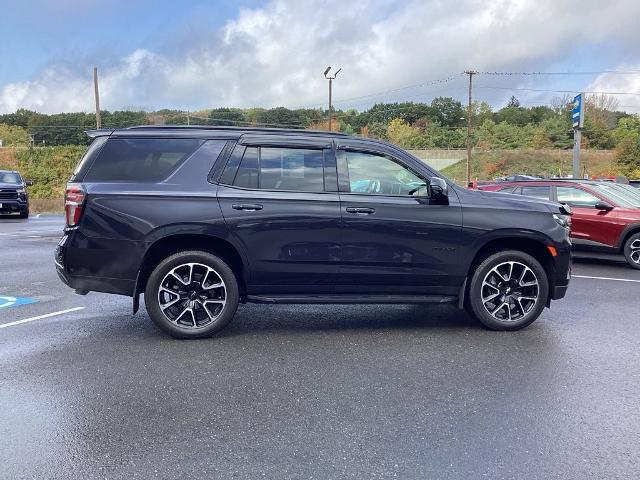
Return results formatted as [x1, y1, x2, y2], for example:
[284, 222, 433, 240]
[134, 233, 248, 313]
[464, 234, 556, 307]
[618, 224, 640, 252]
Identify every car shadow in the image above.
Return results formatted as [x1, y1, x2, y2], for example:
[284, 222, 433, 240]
[214, 303, 481, 338]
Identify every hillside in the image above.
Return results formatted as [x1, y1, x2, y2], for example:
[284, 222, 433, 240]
[440, 149, 620, 184]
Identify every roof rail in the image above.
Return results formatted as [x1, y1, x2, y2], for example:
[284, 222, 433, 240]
[122, 124, 352, 137]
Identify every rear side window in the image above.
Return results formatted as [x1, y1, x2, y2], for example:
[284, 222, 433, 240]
[84, 138, 202, 182]
[229, 146, 327, 192]
[234, 147, 259, 189]
[521, 186, 551, 200]
[259, 147, 324, 192]
[71, 136, 107, 181]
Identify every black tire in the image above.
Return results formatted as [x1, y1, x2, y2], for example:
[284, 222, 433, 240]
[623, 232, 640, 270]
[144, 250, 239, 339]
[19, 209, 29, 219]
[467, 250, 549, 331]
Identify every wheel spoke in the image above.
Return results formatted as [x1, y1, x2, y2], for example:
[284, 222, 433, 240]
[160, 297, 182, 311]
[170, 272, 189, 285]
[482, 292, 500, 303]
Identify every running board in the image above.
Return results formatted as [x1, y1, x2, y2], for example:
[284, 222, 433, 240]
[246, 294, 457, 305]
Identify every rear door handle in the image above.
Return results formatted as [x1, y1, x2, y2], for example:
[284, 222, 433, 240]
[232, 203, 263, 211]
[346, 207, 375, 215]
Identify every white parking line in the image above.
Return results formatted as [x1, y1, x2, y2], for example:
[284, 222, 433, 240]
[0, 307, 85, 330]
[573, 275, 640, 283]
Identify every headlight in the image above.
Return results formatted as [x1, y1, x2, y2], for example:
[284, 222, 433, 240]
[16, 188, 25, 194]
[553, 213, 571, 228]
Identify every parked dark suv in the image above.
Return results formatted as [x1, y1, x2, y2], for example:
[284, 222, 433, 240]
[55, 126, 571, 338]
[0, 170, 32, 218]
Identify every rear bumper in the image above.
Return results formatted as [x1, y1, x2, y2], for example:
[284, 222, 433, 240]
[55, 233, 136, 296]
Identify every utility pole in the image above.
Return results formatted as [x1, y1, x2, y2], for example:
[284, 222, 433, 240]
[324, 66, 341, 131]
[93, 67, 101, 129]
[464, 70, 477, 187]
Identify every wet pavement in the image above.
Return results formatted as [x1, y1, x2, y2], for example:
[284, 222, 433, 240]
[1, 215, 639, 479]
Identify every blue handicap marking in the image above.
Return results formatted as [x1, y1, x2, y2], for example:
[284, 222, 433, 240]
[0, 296, 38, 309]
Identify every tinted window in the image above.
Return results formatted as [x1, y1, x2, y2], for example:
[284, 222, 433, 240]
[219, 145, 245, 185]
[521, 186, 551, 200]
[345, 151, 423, 195]
[233, 147, 259, 189]
[71, 136, 107, 181]
[260, 147, 324, 192]
[85, 138, 202, 182]
[556, 186, 600, 208]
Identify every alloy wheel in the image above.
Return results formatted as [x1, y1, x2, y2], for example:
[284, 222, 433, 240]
[157, 262, 227, 329]
[481, 261, 539, 322]
[629, 239, 640, 264]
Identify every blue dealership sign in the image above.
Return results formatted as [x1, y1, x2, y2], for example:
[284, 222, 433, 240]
[572, 93, 584, 129]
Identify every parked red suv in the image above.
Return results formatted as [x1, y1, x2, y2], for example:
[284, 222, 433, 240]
[479, 180, 640, 269]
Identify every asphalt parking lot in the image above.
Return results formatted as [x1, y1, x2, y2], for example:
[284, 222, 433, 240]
[1, 215, 639, 479]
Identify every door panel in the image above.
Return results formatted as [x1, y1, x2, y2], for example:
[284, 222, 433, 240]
[217, 143, 341, 293]
[336, 149, 463, 295]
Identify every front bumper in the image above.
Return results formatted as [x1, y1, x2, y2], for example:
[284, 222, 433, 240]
[0, 199, 28, 213]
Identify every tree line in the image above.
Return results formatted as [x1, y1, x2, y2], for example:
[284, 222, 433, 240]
[0, 95, 638, 174]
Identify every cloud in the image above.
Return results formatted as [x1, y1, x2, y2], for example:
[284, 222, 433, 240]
[2, 0, 640, 114]
[587, 67, 640, 112]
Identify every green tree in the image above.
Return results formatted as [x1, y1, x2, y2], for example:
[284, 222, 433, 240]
[430, 97, 465, 127]
[207, 108, 246, 126]
[613, 116, 640, 175]
[0, 124, 30, 146]
[257, 107, 301, 127]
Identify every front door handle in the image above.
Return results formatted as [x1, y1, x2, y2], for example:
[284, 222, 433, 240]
[346, 207, 375, 215]
[232, 203, 263, 211]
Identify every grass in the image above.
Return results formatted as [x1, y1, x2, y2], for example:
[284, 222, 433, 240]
[441, 149, 621, 184]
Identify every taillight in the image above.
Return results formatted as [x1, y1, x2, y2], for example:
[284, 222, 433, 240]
[65, 183, 86, 227]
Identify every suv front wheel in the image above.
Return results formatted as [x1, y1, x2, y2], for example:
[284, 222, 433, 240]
[468, 250, 549, 331]
[144, 250, 239, 339]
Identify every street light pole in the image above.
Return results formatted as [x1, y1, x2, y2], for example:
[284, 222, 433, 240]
[464, 70, 477, 187]
[324, 66, 341, 131]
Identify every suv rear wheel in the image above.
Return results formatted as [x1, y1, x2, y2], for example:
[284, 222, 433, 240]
[623, 232, 640, 270]
[468, 250, 549, 331]
[144, 250, 239, 339]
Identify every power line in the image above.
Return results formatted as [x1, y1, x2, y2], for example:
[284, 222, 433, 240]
[477, 70, 640, 76]
[476, 85, 640, 96]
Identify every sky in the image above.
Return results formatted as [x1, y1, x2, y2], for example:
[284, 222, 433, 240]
[1, 0, 640, 115]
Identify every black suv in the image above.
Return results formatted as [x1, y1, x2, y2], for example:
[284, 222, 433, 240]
[56, 126, 571, 338]
[0, 170, 32, 218]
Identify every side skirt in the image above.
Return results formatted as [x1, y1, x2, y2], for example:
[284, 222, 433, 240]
[246, 294, 457, 305]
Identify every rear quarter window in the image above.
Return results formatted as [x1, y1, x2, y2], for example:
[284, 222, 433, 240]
[84, 138, 202, 182]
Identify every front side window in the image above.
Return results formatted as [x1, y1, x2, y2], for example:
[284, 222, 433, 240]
[85, 138, 202, 182]
[231, 146, 326, 192]
[344, 151, 424, 196]
[556, 186, 601, 208]
[521, 186, 551, 200]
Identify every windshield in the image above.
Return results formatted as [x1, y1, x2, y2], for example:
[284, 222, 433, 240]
[613, 183, 640, 205]
[0, 172, 21, 184]
[591, 183, 639, 208]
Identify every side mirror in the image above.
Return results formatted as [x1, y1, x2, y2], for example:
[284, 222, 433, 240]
[430, 177, 448, 198]
[595, 201, 613, 211]
[25, 180, 33, 186]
